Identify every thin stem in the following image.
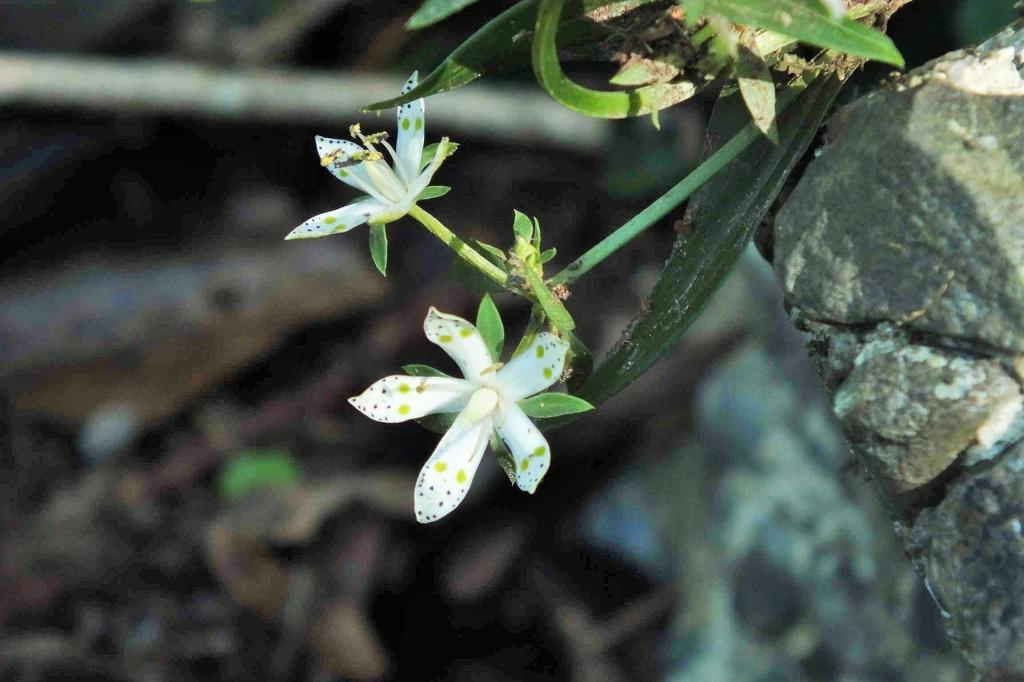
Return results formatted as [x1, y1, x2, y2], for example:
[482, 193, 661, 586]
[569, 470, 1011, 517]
[549, 87, 800, 286]
[407, 204, 513, 291]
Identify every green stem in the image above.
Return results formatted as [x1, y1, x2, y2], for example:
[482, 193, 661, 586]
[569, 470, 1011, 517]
[548, 87, 801, 287]
[407, 204, 513, 292]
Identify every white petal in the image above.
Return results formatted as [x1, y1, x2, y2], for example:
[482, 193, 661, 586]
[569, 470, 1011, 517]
[348, 375, 474, 423]
[414, 416, 491, 523]
[284, 198, 384, 240]
[494, 332, 569, 401]
[494, 402, 550, 493]
[314, 136, 375, 192]
[396, 72, 425, 181]
[423, 307, 494, 381]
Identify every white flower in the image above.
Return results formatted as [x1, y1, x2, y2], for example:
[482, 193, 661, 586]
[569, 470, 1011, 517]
[349, 307, 570, 523]
[285, 72, 449, 240]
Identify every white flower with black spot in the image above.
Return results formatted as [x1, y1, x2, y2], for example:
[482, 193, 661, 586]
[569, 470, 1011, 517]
[349, 307, 570, 523]
[285, 72, 450, 240]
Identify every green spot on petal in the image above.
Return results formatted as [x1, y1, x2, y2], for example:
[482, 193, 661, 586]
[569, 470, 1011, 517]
[520, 458, 529, 472]
[399, 383, 411, 394]
[459, 328, 472, 338]
[324, 216, 336, 224]
[402, 118, 410, 131]
[398, 404, 411, 415]
[456, 469, 467, 483]
[415, 118, 423, 131]
[434, 461, 447, 472]
[543, 368, 553, 379]
[439, 334, 453, 343]
[536, 345, 545, 359]
[532, 446, 546, 457]
[339, 169, 348, 177]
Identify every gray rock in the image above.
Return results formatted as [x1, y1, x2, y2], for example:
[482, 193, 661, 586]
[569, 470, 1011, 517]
[834, 334, 1022, 491]
[775, 24, 1024, 353]
[911, 442, 1024, 674]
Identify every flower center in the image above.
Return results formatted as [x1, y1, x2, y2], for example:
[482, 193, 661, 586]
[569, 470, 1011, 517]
[462, 387, 499, 423]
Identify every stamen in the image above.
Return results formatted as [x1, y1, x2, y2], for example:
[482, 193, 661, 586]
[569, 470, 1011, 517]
[480, 362, 505, 376]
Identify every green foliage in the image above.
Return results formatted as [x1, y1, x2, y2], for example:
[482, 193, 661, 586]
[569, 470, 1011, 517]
[219, 449, 302, 502]
[476, 294, 505, 362]
[369, 224, 388, 275]
[576, 76, 844, 407]
[532, 0, 698, 118]
[524, 265, 574, 333]
[490, 432, 518, 484]
[451, 240, 508, 294]
[416, 185, 452, 202]
[512, 210, 534, 241]
[408, 0, 482, 29]
[403, 363, 453, 378]
[736, 46, 778, 142]
[697, 0, 905, 67]
[518, 392, 594, 418]
[366, 0, 651, 110]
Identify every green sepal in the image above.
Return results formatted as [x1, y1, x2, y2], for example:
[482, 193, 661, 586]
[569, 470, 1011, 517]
[369, 224, 388, 276]
[476, 293, 505, 362]
[416, 185, 452, 202]
[474, 240, 508, 262]
[419, 141, 460, 172]
[518, 392, 594, 418]
[403, 363, 453, 378]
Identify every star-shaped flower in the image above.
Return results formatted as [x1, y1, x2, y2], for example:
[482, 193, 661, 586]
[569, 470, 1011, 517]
[349, 307, 571, 523]
[285, 72, 451, 240]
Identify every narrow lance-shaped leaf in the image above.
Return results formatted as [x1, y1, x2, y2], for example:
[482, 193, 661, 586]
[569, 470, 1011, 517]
[408, 0, 482, 29]
[367, 0, 657, 110]
[476, 293, 505, 362]
[575, 76, 844, 407]
[369, 224, 388, 276]
[532, 0, 697, 118]
[518, 392, 594, 418]
[707, 0, 904, 67]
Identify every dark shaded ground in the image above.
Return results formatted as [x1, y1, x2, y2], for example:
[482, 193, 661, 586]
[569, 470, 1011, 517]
[0, 1, 1009, 680]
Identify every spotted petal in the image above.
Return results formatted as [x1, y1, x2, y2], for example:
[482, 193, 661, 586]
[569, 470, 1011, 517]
[423, 307, 493, 381]
[285, 198, 385, 240]
[494, 402, 550, 493]
[396, 72, 425, 181]
[494, 332, 569, 401]
[414, 415, 491, 523]
[348, 374, 473, 423]
[313, 136, 377, 192]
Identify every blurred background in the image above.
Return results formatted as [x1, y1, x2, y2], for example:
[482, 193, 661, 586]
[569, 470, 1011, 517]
[0, 1, 1015, 680]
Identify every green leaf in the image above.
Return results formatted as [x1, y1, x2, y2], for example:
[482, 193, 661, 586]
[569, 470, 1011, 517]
[419, 141, 460, 172]
[366, 0, 650, 110]
[532, 216, 542, 248]
[577, 76, 844, 407]
[416, 185, 452, 202]
[490, 433, 518, 484]
[408, 0, 481, 29]
[518, 392, 594, 418]
[706, 0, 904, 67]
[539, 247, 557, 263]
[524, 265, 575, 333]
[736, 46, 778, 143]
[417, 411, 459, 435]
[512, 209, 534, 241]
[474, 240, 508, 262]
[219, 449, 302, 502]
[533, 0, 698, 118]
[452, 242, 508, 295]
[369, 224, 388, 276]
[403, 363, 453, 378]
[476, 294, 505, 362]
